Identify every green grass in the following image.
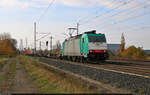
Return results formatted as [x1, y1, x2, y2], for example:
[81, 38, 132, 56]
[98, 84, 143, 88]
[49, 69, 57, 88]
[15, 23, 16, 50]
[0, 75, 5, 82]
[0, 64, 4, 71]
[115, 82, 121, 88]
[7, 60, 16, 79]
[0, 55, 9, 58]
[139, 89, 146, 94]
[0, 58, 8, 72]
[38, 78, 69, 93]
[132, 88, 146, 94]
[24, 62, 71, 93]
[0, 59, 16, 89]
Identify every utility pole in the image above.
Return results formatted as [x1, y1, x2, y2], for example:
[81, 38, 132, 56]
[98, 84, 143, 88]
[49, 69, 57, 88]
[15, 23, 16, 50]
[34, 22, 36, 55]
[77, 23, 79, 35]
[19, 39, 23, 54]
[40, 41, 41, 50]
[50, 36, 53, 55]
[25, 37, 28, 49]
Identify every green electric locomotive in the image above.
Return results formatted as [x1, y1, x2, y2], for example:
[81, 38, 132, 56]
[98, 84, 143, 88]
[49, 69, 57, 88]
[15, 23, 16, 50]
[61, 30, 109, 62]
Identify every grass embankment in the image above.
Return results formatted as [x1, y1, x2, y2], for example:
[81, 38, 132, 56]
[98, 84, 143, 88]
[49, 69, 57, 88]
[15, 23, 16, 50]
[0, 58, 16, 92]
[20, 56, 100, 94]
[0, 57, 8, 71]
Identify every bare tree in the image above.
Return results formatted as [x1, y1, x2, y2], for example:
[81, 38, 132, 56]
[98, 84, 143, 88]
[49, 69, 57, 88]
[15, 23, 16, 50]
[0, 33, 11, 40]
[0, 33, 17, 50]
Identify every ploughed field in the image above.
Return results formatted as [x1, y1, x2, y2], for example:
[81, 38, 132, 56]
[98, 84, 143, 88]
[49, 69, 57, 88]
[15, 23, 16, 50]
[38, 57, 150, 94]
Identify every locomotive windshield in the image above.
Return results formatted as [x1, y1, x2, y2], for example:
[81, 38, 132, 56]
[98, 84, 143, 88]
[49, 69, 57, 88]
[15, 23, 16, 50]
[88, 36, 106, 42]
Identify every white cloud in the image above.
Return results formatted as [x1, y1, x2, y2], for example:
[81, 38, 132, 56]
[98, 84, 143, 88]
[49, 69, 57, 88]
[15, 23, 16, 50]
[0, 0, 34, 8]
[0, 0, 45, 8]
[37, 0, 148, 10]
[0, 0, 149, 10]
[58, 0, 96, 7]
[36, 0, 95, 7]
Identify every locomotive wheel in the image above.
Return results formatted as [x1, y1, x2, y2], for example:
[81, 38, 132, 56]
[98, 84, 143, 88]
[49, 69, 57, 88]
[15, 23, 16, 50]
[86, 58, 89, 63]
[70, 56, 73, 61]
[77, 57, 80, 62]
[82, 58, 87, 63]
[80, 57, 83, 63]
[72, 57, 76, 62]
[83, 58, 89, 63]
[69, 56, 71, 61]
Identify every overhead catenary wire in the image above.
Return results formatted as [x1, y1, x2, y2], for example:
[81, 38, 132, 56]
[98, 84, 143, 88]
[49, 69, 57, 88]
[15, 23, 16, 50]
[81, 0, 138, 27]
[35, 0, 56, 23]
[95, 5, 150, 31]
[94, 12, 150, 34]
[98, 11, 150, 32]
[109, 0, 149, 18]
[79, 0, 132, 26]
[32, 0, 55, 51]
[76, 0, 117, 24]
[69, 0, 145, 37]
[99, 23, 150, 34]
[70, 0, 121, 35]
[36, 32, 51, 42]
[84, 0, 147, 29]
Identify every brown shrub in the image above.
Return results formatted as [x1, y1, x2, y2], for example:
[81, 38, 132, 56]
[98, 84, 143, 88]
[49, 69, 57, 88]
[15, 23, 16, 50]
[120, 46, 147, 59]
[0, 39, 17, 56]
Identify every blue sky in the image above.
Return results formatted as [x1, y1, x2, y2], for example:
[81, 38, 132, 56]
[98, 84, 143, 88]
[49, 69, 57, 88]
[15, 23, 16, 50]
[0, 0, 150, 50]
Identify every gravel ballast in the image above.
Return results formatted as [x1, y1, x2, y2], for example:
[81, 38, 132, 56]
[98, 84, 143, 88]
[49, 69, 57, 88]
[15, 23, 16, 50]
[39, 58, 150, 94]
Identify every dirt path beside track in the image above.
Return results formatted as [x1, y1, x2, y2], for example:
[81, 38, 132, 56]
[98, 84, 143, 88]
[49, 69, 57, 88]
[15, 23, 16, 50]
[0, 58, 39, 94]
[11, 59, 39, 93]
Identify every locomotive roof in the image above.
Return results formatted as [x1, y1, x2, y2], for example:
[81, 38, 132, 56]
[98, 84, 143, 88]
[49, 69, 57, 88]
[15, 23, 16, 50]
[64, 30, 104, 41]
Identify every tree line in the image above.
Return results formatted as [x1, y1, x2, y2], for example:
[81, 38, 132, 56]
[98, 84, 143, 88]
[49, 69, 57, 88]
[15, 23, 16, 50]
[0, 33, 17, 56]
[0, 33, 11, 40]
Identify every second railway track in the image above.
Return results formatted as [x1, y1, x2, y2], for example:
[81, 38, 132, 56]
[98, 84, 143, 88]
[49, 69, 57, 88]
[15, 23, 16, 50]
[86, 63, 150, 77]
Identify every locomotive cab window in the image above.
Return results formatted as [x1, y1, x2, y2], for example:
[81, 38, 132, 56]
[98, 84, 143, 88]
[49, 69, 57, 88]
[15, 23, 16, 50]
[88, 36, 106, 42]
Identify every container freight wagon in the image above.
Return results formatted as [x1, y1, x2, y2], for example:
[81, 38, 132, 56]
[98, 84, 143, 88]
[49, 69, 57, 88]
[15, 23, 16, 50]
[61, 30, 109, 62]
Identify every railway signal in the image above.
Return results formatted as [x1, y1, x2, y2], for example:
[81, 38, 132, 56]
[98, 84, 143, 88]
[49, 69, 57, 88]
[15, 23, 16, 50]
[46, 41, 48, 46]
[46, 41, 49, 50]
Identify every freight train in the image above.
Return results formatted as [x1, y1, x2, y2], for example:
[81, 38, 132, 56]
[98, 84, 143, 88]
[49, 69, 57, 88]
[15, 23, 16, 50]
[61, 30, 109, 62]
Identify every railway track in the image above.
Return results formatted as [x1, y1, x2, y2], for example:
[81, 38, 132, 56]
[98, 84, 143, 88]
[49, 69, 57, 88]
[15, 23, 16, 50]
[106, 60, 150, 67]
[86, 64, 150, 77]
[107, 59, 150, 63]
[85, 63, 150, 77]
[100, 64, 150, 71]
[37, 57, 150, 94]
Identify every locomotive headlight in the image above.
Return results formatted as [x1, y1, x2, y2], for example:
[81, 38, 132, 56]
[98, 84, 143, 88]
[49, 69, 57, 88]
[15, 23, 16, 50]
[89, 50, 93, 53]
[104, 50, 107, 53]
